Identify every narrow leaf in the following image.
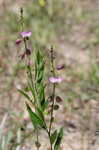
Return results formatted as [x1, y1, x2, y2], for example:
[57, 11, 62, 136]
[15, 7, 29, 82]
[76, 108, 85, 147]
[28, 81, 35, 98]
[26, 103, 45, 129]
[43, 100, 49, 111]
[50, 130, 57, 144]
[36, 108, 45, 123]
[54, 128, 63, 150]
[18, 89, 31, 101]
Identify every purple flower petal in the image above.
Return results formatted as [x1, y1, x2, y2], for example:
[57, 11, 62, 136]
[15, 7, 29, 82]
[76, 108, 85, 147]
[49, 77, 63, 83]
[20, 31, 32, 38]
[16, 39, 22, 45]
[56, 64, 65, 70]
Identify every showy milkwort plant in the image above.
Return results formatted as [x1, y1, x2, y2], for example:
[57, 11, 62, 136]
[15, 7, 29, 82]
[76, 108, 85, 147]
[16, 8, 64, 150]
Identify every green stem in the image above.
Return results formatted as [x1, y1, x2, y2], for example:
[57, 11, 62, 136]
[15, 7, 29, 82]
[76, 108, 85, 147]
[49, 84, 55, 135]
[36, 128, 39, 150]
[48, 46, 56, 150]
[46, 128, 53, 150]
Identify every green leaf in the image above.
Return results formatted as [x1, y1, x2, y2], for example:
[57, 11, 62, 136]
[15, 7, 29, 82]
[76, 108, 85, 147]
[39, 84, 45, 104]
[43, 100, 49, 110]
[37, 71, 43, 83]
[39, 61, 44, 71]
[36, 107, 45, 122]
[36, 63, 44, 83]
[26, 103, 46, 129]
[28, 81, 35, 99]
[18, 89, 31, 101]
[24, 86, 30, 92]
[35, 50, 44, 81]
[54, 128, 63, 150]
[36, 50, 41, 65]
[35, 82, 46, 110]
[41, 100, 49, 112]
[50, 130, 57, 144]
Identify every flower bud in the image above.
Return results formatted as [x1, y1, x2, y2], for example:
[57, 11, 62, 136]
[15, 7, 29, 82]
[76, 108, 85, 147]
[56, 64, 65, 70]
[54, 105, 59, 110]
[26, 49, 31, 56]
[48, 95, 54, 102]
[56, 96, 63, 103]
[35, 141, 41, 148]
[16, 39, 22, 45]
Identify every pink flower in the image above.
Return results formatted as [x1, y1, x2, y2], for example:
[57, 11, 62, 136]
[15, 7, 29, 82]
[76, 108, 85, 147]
[16, 39, 22, 45]
[49, 77, 63, 83]
[20, 31, 32, 38]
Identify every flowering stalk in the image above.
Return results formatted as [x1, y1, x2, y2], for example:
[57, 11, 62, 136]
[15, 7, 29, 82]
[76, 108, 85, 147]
[49, 46, 56, 136]
[17, 8, 64, 150]
[48, 46, 56, 150]
[20, 7, 24, 32]
[19, 8, 40, 150]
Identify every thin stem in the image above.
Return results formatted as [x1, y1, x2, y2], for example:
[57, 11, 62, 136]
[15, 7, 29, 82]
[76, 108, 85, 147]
[23, 38, 34, 97]
[46, 127, 53, 150]
[48, 46, 56, 150]
[49, 84, 55, 150]
[36, 128, 39, 150]
[49, 84, 55, 135]
[23, 38, 27, 51]
[20, 7, 24, 32]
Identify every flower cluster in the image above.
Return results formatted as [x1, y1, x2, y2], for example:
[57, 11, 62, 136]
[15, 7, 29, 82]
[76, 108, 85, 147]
[49, 64, 64, 83]
[16, 31, 32, 60]
[16, 31, 32, 45]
